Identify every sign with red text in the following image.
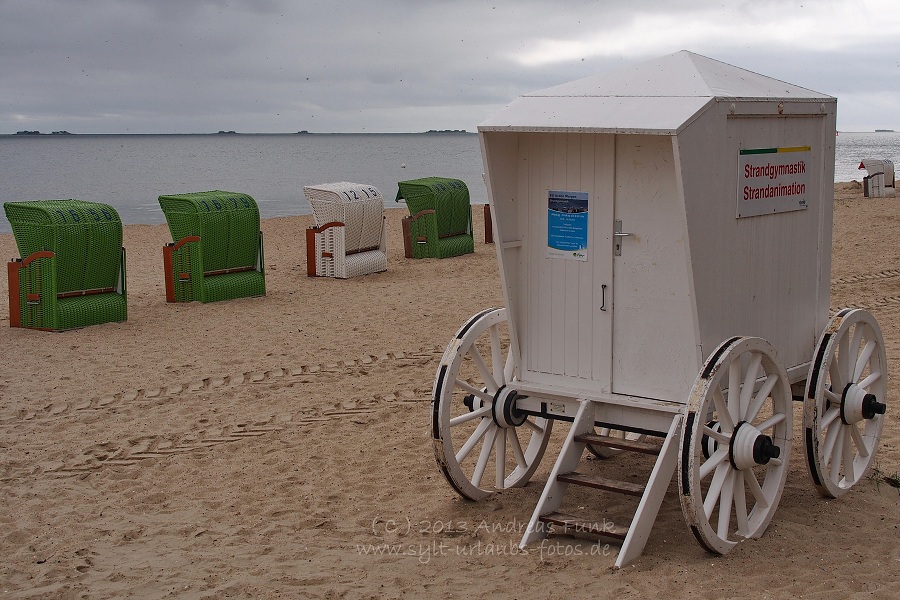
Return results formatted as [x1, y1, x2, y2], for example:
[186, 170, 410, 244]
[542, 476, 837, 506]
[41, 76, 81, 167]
[737, 146, 811, 218]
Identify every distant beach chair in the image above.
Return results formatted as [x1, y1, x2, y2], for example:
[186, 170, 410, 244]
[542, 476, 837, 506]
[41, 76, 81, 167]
[303, 182, 387, 278]
[396, 177, 474, 259]
[858, 159, 896, 197]
[158, 191, 266, 303]
[4, 199, 127, 330]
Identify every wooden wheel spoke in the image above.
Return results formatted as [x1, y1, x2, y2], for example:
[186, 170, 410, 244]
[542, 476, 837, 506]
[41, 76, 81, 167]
[747, 373, 778, 422]
[848, 325, 865, 380]
[829, 358, 844, 394]
[821, 407, 840, 429]
[857, 370, 881, 391]
[704, 463, 730, 519]
[504, 347, 515, 384]
[849, 422, 870, 459]
[740, 353, 763, 419]
[455, 418, 493, 464]
[821, 420, 842, 468]
[755, 411, 786, 433]
[713, 388, 735, 431]
[838, 329, 851, 385]
[449, 405, 491, 427]
[489, 325, 504, 385]
[829, 426, 845, 483]
[509, 428, 527, 469]
[717, 469, 736, 540]
[471, 425, 499, 488]
[521, 418, 545, 434]
[495, 428, 507, 488]
[841, 426, 855, 483]
[824, 388, 842, 405]
[702, 425, 730, 445]
[727, 361, 742, 426]
[734, 470, 750, 536]
[469, 346, 499, 394]
[853, 339, 876, 382]
[454, 379, 492, 402]
[699, 447, 729, 480]
[744, 468, 768, 508]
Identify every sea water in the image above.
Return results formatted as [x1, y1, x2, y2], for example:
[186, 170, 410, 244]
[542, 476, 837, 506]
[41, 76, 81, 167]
[0, 133, 485, 234]
[834, 131, 900, 182]
[1, 131, 897, 234]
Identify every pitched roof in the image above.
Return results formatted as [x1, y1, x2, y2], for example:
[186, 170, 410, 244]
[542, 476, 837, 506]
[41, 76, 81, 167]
[479, 50, 833, 134]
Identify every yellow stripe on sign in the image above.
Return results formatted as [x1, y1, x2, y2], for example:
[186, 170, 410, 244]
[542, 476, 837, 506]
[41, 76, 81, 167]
[777, 146, 811, 153]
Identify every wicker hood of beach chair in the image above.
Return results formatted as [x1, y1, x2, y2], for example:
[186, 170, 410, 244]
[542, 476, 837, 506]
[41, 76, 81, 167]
[303, 182, 387, 278]
[158, 190, 266, 303]
[396, 177, 474, 259]
[4, 199, 127, 330]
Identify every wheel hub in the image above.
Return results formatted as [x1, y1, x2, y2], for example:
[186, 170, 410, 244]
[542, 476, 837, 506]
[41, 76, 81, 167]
[729, 421, 781, 470]
[840, 383, 886, 424]
[492, 386, 527, 428]
[463, 389, 487, 412]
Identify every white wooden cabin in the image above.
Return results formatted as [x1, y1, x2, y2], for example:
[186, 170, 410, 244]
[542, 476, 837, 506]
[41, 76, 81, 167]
[479, 50, 837, 416]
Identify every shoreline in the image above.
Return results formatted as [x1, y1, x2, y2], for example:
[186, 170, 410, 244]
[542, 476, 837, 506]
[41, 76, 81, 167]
[0, 183, 870, 236]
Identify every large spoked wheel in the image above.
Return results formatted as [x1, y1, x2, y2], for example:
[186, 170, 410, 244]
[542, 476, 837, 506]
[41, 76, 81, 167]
[432, 308, 552, 501]
[680, 337, 792, 555]
[804, 308, 887, 498]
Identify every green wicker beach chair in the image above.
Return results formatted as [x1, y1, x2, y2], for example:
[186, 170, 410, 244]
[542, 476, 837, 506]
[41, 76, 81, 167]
[4, 199, 127, 330]
[158, 191, 266, 303]
[396, 177, 474, 259]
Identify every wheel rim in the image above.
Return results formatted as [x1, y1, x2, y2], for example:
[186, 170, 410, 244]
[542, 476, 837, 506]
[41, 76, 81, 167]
[680, 337, 792, 555]
[804, 309, 887, 498]
[432, 308, 552, 501]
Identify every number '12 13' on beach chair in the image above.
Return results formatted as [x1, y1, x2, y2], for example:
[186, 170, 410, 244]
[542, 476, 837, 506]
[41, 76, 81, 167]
[304, 182, 387, 278]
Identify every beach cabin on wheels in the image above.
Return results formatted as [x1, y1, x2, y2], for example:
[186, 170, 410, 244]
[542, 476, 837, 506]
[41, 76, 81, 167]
[431, 51, 888, 566]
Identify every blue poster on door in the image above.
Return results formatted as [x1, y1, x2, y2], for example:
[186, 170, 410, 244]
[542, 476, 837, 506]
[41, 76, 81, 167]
[547, 190, 588, 261]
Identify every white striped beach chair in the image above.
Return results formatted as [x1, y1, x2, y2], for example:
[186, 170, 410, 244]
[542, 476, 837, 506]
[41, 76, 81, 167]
[303, 182, 388, 278]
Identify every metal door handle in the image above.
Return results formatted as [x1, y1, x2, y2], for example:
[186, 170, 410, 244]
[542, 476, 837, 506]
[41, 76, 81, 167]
[614, 219, 633, 256]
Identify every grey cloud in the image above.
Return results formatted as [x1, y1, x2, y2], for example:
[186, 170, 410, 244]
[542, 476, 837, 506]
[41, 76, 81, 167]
[1, 0, 897, 133]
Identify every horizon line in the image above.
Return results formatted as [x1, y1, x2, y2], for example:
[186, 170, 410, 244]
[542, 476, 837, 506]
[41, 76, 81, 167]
[2, 129, 476, 137]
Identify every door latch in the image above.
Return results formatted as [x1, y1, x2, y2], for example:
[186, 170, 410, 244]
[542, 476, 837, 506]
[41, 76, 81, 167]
[614, 219, 634, 256]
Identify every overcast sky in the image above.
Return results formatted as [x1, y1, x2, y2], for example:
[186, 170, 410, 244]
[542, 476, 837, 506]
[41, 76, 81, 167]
[1, 0, 898, 134]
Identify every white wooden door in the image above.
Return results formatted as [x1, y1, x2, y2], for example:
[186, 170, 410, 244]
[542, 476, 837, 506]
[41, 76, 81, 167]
[515, 133, 615, 393]
[611, 135, 698, 402]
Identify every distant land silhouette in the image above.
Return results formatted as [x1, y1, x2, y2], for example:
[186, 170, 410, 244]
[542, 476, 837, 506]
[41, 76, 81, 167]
[6, 129, 474, 136]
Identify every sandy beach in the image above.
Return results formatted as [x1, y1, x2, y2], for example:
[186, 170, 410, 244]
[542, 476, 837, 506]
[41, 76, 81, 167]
[1, 182, 898, 599]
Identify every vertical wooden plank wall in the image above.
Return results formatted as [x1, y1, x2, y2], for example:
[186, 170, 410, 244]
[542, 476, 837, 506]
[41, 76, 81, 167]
[508, 132, 614, 390]
[679, 110, 831, 372]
